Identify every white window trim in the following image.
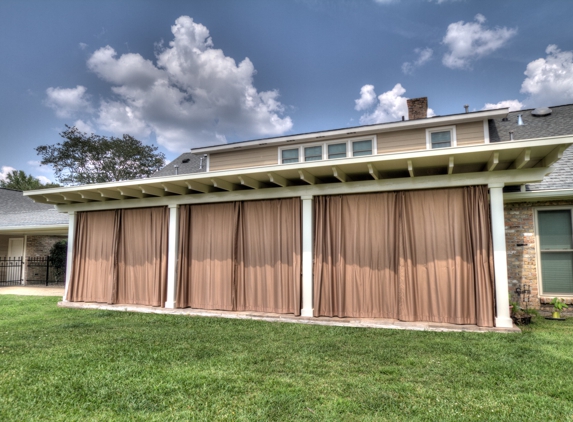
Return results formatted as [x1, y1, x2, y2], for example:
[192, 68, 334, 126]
[426, 125, 457, 150]
[278, 135, 377, 164]
[534, 206, 573, 298]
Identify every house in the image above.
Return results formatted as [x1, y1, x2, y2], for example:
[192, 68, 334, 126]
[23, 98, 573, 327]
[0, 188, 68, 284]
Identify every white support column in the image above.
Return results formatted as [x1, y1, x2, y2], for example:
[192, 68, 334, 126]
[489, 184, 513, 328]
[301, 195, 314, 317]
[62, 211, 76, 302]
[21, 235, 28, 285]
[165, 204, 180, 309]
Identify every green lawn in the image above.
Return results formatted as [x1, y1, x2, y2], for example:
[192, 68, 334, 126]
[0, 296, 572, 421]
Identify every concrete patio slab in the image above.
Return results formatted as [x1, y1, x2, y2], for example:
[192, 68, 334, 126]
[58, 301, 521, 333]
[0, 286, 64, 297]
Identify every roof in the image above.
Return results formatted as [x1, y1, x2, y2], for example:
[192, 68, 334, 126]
[152, 152, 206, 177]
[0, 188, 68, 228]
[489, 104, 573, 142]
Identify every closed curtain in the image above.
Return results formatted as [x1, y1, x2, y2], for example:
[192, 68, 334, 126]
[313, 186, 495, 327]
[67, 207, 169, 307]
[177, 198, 301, 315]
[116, 207, 169, 307]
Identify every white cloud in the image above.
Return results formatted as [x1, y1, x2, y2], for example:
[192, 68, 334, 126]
[73, 119, 95, 134]
[355, 83, 435, 124]
[402, 47, 433, 74]
[79, 42, 88, 50]
[27, 160, 52, 174]
[60, 15, 293, 152]
[36, 176, 53, 185]
[482, 99, 524, 112]
[0, 166, 16, 182]
[44, 85, 92, 118]
[442, 14, 517, 69]
[520, 45, 573, 107]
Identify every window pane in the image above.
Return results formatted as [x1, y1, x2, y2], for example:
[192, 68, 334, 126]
[431, 131, 451, 148]
[541, 252, 573, 294]
[539, 210, 572, 250]
[353, 140, 372, 157]
[281, 148, 299, 164]
[305, 146, 322, 162]
[328, 143, 347, 159]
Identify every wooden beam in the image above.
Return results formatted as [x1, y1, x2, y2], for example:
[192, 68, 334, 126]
[118, 187, 145, 198]
[43, 194, 70, 204]
[268, 172, 291, 187]
[98, 189, 125, 200]
[139, 185, 166, 197]
[298, 170, 320, 185]
[332, 166, 350, 183]
[367, 163, 380, 180]
[162, 183, 188, 195]
[509, 148, 531, 170]
[486, 152, 499, 172]
[211, 178, 237, 191]
[448, 156, 454, 175]
[239, 175, 262, 189]
[538, 145, 567, 167]
[407, 160, 414, 177]
[79, 191, 107, 201]
[185, 180, 213, 193]
[61, 192, 89, 203]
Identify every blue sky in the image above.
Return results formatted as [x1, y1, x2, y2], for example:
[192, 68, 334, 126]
[1, 0, 573, 184]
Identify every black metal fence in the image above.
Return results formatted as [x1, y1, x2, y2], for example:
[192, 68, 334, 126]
[0, 256, 65, 286]
[0, 257, 23, 286]
[26, 256, 65, 286]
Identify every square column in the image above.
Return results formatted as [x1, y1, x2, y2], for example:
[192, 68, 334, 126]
[62, 211, 76, 302]
[301, 196, 314, 317]
[489, 184, 513, 328]
[165, 204, 180, 309]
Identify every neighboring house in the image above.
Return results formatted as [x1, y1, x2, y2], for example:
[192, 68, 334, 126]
[0, 188, 68, 284]
[151, 152, 207, 178]
[24, 98, 573, 327]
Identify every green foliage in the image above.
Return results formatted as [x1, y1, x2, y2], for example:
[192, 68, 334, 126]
[550, 297, 569, 312]
[48, 240, 67, 284]
[0, 169, 59, 191]
[1, 296, 573, 421]
[35, 125, 166, 185]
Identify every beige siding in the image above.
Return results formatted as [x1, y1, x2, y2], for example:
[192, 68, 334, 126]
[456, 121, 485, 146]
[376, 128, 426, 154]
[209, 146, 279, 171]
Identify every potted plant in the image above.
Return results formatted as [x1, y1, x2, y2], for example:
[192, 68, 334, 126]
[510, 300, 532, 325]
[550, 297, 569, 319]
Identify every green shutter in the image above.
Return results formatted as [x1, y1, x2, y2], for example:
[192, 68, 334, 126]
[538, 210, 572, 250]
[541, 252, 573, 294]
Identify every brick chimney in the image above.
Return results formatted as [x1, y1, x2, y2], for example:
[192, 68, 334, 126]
[407, 97, 428, 120]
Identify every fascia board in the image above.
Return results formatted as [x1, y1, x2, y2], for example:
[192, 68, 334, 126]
[504, 189, 573, 203]
[0, 224, 68, 235]
[192, 109, 509, 153]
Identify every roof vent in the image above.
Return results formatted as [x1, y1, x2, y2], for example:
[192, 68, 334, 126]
[531, 107, 552, 117]
[181, 158, 190, 163]
[517, 114, 525, 125]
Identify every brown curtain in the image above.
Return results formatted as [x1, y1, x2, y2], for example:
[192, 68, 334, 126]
[236, 198, 301, 315]
[116, 207, 169, 307]
[313, 186, 495, 327]
[67, 210, 119, 303]
[176, 202, 240, 310]
[67, 207, 169, 307]
[177, 198, 301, 315]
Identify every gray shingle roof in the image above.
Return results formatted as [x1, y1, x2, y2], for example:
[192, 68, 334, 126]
[0, 188, 68, 228]
[526, 145, 573, 191]
[152, 152, 206, 177]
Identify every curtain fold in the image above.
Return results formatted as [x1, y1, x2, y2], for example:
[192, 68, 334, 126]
[236, 198, 301, 315]
[67, 210, 119, 304]
[116, 207, 169, 307]
[313, 186, 495, 327]
[177, 198, 301, 315]
[67, 207, 169, 307]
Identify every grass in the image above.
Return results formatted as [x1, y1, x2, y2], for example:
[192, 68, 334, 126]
[0, 296, 572, 421]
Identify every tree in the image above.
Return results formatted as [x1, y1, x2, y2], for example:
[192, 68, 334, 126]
[0, 170, 60, 191]
[35, 126, 166, 185]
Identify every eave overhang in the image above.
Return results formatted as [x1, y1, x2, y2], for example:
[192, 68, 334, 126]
[192, 108, 509, 153]
[24, 135, 573, 211]
[0, 224, 69, 236]
[504, 188, 573, 203]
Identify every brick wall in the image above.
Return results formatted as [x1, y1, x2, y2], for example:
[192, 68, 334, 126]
[26, 235, 67, 258]
[505, 200, 573, 316]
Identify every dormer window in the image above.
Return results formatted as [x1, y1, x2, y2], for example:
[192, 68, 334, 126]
[278, 135, 376, 165]
[281, 148, 299, 164]
[328, 143, 347, 159]
[304, 145, 322, 162]
[352, 139, 373, 156]
[426, 126, 457, 149]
